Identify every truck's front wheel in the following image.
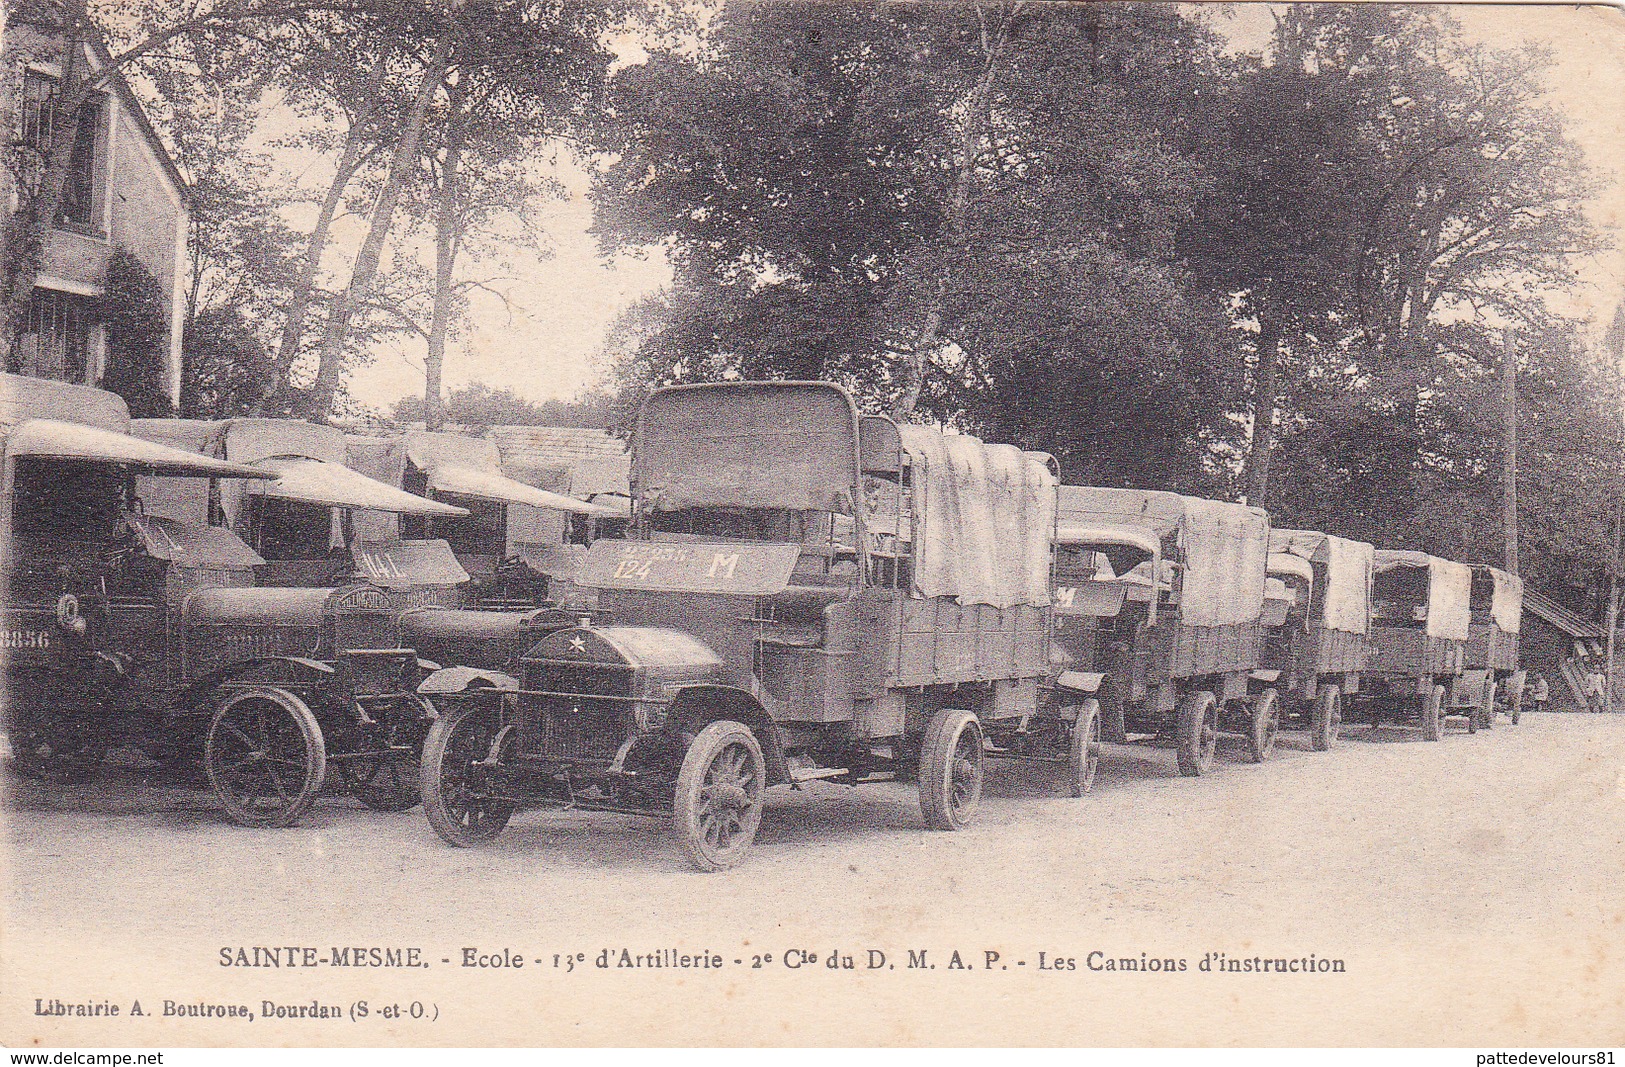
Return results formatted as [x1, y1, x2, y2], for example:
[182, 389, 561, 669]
[673, 720, 766, 871]
[420, 701, 514, 847]
[919, 709, 985, 830]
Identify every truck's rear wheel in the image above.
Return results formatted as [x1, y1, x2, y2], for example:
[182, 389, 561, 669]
[1066, 699, 1102, 797]
[1422, 684, 1447, 742]
[674, 720, 766, 871]
[205, 687, 325, 828]
[919, 709, 984, 830]
[1245, 688, 1280, 763]
[1480, 682, 1497, 731]
[1175, 691, 1219, 776]
[420, 701, 514, 846]
[1310, 685, 1341, 751]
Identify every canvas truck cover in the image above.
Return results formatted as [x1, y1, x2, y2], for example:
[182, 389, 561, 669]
[3, 420, 272, 479]
[1487, 567, 1524, 635]
[403, 431, 595, 514]
[1374, 550, 1472, 640]
[2, 372, 129, 434]
[636, 382, 861, 515]
[132, 419, 463, 520]
[1270, 529, 1374, 635]
[896, 425, 1056, 609]
[1057, 487, 1268, 627]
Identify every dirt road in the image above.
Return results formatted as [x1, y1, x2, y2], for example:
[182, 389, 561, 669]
[4, 714, 1623, 1046]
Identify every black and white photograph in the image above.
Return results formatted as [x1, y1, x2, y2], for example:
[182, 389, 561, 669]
[1, 0, 1623, 1050]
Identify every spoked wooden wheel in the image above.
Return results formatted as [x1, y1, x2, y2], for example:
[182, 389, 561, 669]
[341, 699, 430, 812]
[1310, 685, 1342, 752]
[204, 687, 326, 828]
[1245, 688, 1281, 764]
[420, 701, 515, 847]
[1176, 691, 1219, 776]
[673, 720, 766, 871]
[1421, 684, 1447, 742]
[920, 708, 985, 830]
[1066, 699, 1103, 797]
[342, 753, 422, 812]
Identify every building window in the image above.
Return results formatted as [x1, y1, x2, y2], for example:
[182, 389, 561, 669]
[17, 70, 104, 233]
[14, 287, 95, 384]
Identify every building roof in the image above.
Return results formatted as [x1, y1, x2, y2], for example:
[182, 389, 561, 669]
[10, 13, 191, 205]
[487, 425, 630, 499]
[1523, 589, 1603, 639]
[87, 35, 190, 204]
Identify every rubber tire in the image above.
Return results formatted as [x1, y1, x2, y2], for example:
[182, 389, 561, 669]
[673, 720, 766, 871]
[1310, 684, 1341, 752]
[1421, 684, 1447, 742]
[1245, 688, 1281, 764]
[420, 700, 515, 847]
[1066, 699, 1102, 797]
[919, 709, 985, 830]
[1175, 691, 1219, 777]
[205, 687, 326, 828]
[1480, 682, 1497, 732]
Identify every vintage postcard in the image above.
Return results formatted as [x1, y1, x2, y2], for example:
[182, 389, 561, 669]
[2, 0, 1624, 1050]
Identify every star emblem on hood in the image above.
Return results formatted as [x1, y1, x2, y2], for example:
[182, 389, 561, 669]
[569, 635, 587, 653]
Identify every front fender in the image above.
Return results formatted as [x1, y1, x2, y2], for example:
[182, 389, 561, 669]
[184, 656, 336, 709]
[418, 666, 519, 696]
[1054, 670, 1105, 694]
[665, 684, 790, 786]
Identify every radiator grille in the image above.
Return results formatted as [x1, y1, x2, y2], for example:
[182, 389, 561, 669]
[187, 625, 317, 678]
[530, 701, 628, 761]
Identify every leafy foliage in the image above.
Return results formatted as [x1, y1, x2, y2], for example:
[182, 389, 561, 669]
[95, 248, 172, 417]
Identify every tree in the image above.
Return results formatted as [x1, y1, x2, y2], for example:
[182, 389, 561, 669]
[391, 381, 616, 430]
[404, 0, 614, 429]
[95, 247, 172, 416]
[1, 0, 344, 369]
[595, 1, 1242, 490]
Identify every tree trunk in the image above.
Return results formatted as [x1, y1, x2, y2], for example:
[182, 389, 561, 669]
[307, 29, 454, 419]
[424, 94, 467, 432]
[265, 62, 385, 412]
[1244, 315, 1283, 506]
[1502, 331, 1519, 574]
[893, 3, 1020, 418]
[2, 19, 89, 370]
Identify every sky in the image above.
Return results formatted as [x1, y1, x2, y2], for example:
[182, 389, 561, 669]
[277, 1, 1625, 413]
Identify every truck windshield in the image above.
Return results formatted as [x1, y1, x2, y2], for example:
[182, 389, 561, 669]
[245, 496, 333, 561]
[10, 458, 125, 550]
[401, 493, 506, 559]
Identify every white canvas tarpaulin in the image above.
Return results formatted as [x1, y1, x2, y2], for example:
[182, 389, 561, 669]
[1375, 550, 1471, 640]
[1323, 535, 1374, 635]
[1270, 529, 1374, 635]
[1490, 568, 1524, 634]
[1059, 487, 1268, 627]
[896, 426, 1055, 609]
[1427, 557, 1473, 640]
[405, 432, 595, 514]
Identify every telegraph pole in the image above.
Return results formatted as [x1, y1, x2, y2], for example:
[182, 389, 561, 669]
[1502, 331, 1520, 575]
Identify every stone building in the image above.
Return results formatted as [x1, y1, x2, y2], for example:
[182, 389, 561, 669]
[2, 16, 189, 404]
